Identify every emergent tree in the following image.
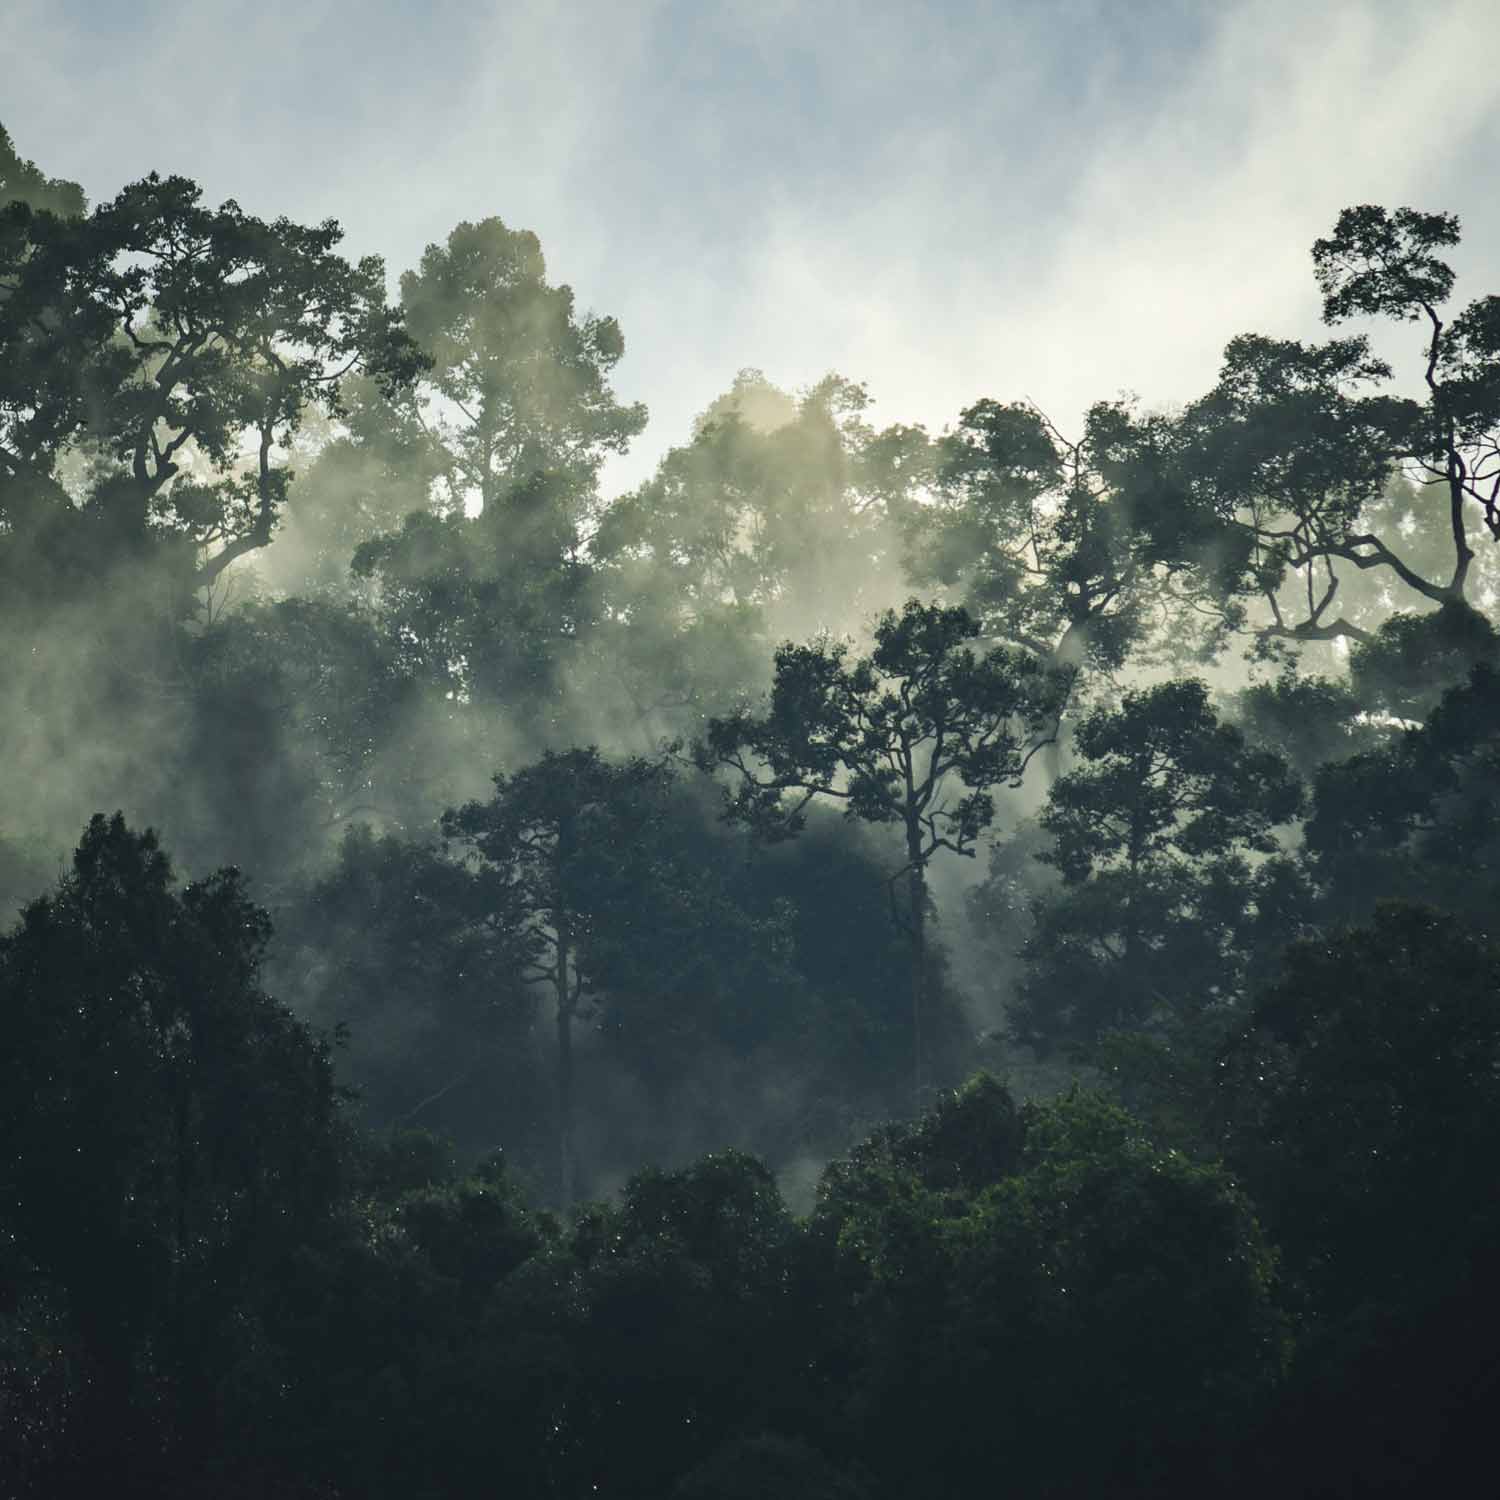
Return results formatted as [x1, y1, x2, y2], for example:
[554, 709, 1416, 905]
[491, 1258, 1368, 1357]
[698, 600, 1068, 1104]
[443, 749, 676, 1206]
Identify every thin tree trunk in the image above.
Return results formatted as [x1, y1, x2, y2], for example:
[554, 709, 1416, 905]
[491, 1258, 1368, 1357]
[907, 819, 927, 1112]
[554, 919, 576, 1210]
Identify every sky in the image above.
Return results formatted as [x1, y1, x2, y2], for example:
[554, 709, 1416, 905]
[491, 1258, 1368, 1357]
[5, 0, 1500, 491]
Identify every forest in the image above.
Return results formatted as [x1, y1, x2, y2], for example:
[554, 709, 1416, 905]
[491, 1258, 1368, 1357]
[2, 119, 1498, 1497]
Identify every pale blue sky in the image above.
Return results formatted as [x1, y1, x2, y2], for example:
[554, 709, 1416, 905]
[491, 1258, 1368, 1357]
[5, 0, 1498, 487]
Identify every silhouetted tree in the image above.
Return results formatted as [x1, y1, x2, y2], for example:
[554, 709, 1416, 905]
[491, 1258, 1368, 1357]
[906, 397, 1198, 672]
[1008, 679, 1303, 1064]
[0, 815, 341, 1492]
[443, 749, 678, 1204]
[700, 600, 1068, 1103]
[1159, 205, 1500, 652]
[0, 171, 424, 609]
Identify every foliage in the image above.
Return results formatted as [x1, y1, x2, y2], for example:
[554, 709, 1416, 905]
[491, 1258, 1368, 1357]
[906, 396, 1200, 671]
[400, 215, 646, 511]
[0, 815, 342, 1492]
[701, 598, 1069, 1099]
[818, 1082, 1283, 1499]
[7, 128, 1500, 1497]
[0, 172, 424, 610]
[1008, 678, 1304, 1058]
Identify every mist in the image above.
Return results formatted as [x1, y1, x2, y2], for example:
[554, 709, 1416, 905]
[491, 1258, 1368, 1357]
[5, 8, 1500, 1493]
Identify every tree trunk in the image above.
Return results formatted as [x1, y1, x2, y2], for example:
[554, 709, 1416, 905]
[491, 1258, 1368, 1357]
[554, 919, 577, 1210]
[906, 819, 927, 1112]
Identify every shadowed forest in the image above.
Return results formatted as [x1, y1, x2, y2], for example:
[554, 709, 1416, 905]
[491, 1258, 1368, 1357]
[3, 121, 1499, 1497]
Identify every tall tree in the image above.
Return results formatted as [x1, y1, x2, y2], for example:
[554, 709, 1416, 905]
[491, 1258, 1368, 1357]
[698, 600, 1067, 1104]
[399, 216, 646, 514]
[589, 370, 911, 739]
[1007, 679, 1304, 1063]
[0, 172, 424, 608]
[0, 814, 341, 1491]
[351, 219, 648, 720]
[443, 749, 677, 1206]
[905, 397, 1194, 672]
[1160, 205, 1500, 651]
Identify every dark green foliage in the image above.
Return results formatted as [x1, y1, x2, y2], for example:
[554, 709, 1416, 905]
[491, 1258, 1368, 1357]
[702, 599, 1069, 1100]
[0, 171, 423, 610]
[0, 124, 85, 218]
[817, 1082, 1282, 1500]
[0, 815, 341, 1494]
[563, 1152, 818, 1496]
[1231, 669, 1379, 776]
[1215, 907, 1500, 1497]
[1219, 906, 1500, 1304]
[907, 396, 1188, 671]
[1008, 679, 1304, 1059]
[8, 132, 1500, 1498]
[1304, 659, 1500, 923]
[1348, 598, 1498, 720]
[816, 1073, 1025, 1216]
[268, 825, 546, 1165]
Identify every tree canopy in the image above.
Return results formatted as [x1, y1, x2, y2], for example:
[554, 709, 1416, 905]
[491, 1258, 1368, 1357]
[5, 119, 1500, 1497]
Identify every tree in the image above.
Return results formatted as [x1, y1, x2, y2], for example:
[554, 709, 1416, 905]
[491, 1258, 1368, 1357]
[1230, 668, 1380, 779]
[1214, 907, 1500, 1496]
[0, 170, 425, 610]
[905, 397, 1197, 673]
[589, 370, 909, 739]
[352, 467, 599, 720]
[267, 825, 546, 1166]
[0, 122, 85, 218]
[1007, 678, 1304, 1063]
[1303, 657, 1500, 926]
[0, 814, 341, 1490]
[595, 372, 900, 623]
[347, 218, 649, 721]
[566, 1152, 817, 1497]
[256, 372, 446, 602]
[1161, 205, 1500, 652]
[399, 216, 646, 514]
[698, 600, 1068, 1104]
[815, 1081, 1283, 1499]
[442, 749, 679, 1205]
[1346, 596, 1498, 722]
[171, 598, 438, 879]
